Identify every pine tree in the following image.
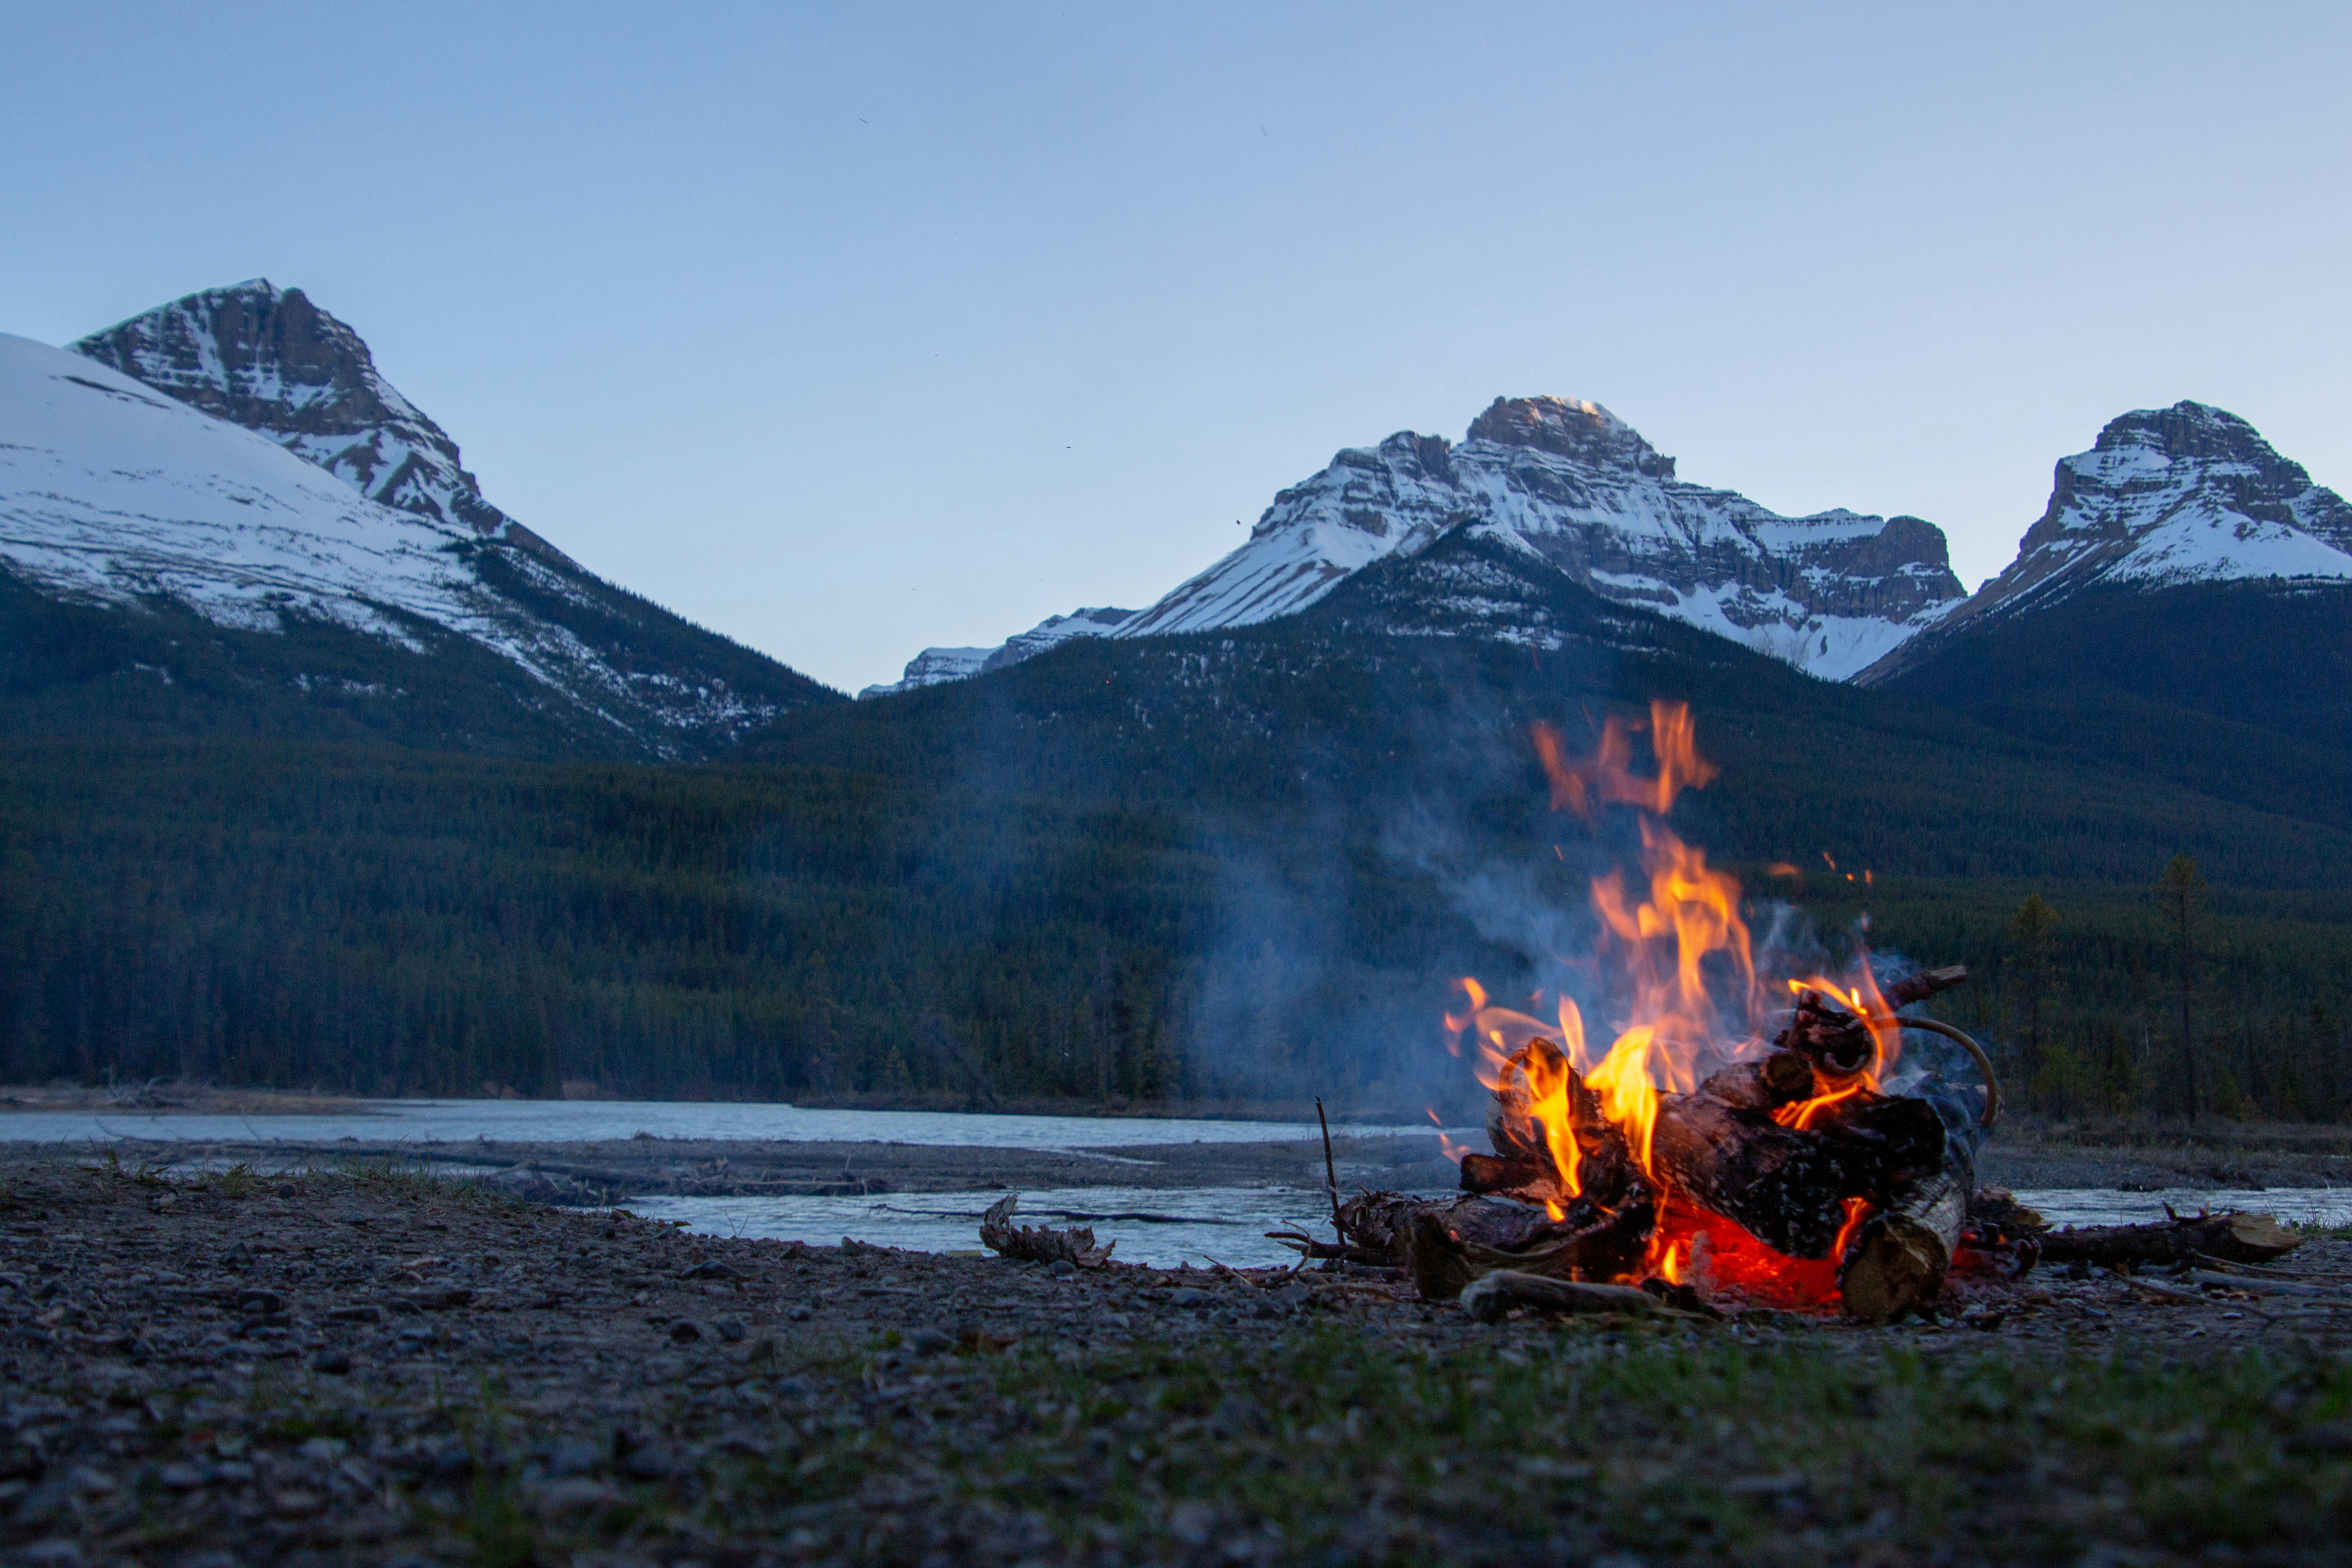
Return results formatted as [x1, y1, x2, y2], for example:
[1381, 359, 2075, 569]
[2158, 853, 2206, 1120]
[2010, 894, 2056, 1098]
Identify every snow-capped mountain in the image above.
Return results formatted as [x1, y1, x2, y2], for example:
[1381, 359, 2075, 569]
[1118, 397, 1965, 681]
[2, 284, 836, 757]
[1858, 401, 2352, 683]
[865, 396, 1967, 695]
[860, 606, 1135, 699]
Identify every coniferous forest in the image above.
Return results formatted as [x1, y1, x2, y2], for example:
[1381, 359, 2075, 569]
[5, 570, 2350, 1122]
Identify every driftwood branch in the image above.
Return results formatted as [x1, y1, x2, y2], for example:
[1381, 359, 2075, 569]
[979, 1195, 1115, 1268]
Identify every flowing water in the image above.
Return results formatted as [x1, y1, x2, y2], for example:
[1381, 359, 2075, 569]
[626, 1186, 1337, 1270]
[8, 1099, 2345, 1266]
[626, 1184, 2352, 1270]
[2010, 1187, 2352, 1230]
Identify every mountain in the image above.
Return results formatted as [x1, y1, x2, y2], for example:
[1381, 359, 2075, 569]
[867, 395, 1967, 694]
[1861, 401, 2352, 684]
[1866, 401, 2352, 833]
[859, 605, 1135, 698]
[0, 283, 839, 757]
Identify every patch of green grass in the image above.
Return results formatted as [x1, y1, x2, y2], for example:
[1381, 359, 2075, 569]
[688, 1326, 2352, 1564]
[335, 1159, 533, 1213]
[206, 1162, 261, 1199]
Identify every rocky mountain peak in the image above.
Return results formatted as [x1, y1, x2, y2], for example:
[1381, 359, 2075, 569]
[70, 280, 545, 550]
[2095, 400, 2295, 470]
[1856, 401, 2352, 684]
[1465, 395, 1676, 480]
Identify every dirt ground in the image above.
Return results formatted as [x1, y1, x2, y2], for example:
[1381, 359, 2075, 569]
[4, 1154, 2352, 1566]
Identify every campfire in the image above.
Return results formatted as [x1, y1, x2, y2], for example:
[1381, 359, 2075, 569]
[974, 697, 2309, 1317]
[1282, 702, 2016, 1321]
[1254, 702, 2315, 1318]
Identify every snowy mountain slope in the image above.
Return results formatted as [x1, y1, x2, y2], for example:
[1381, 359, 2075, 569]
[0, 334, 500, 641]
[860, 606, 1135, 698]
[69, 280, 572, 560]
[1858, 401, 2352, 684]
[1112, 397, 1968, 682]
[1, 321, 834, 757]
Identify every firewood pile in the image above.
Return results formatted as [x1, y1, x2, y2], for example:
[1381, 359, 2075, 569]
[1274, 965, 2305, 1321]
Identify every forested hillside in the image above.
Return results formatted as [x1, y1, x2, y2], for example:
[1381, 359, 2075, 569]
[5, 553, 2349, 1121]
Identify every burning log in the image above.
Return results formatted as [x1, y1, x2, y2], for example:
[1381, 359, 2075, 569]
[1459, 1270, 1661, 1323]
[979, 1195, 1115, 1268]
[1465, 1038, 1644, 1211]
[2035, 1210, 2301, 1270]
[1646, 1060, 1947, 1261]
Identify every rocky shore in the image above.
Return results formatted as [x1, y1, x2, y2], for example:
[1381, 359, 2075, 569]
[4, 1155, 2352, 1565]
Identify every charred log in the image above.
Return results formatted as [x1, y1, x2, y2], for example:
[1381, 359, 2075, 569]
[1883, 965, 1970, 1009]
[1474, 1038, 1643, 1210]
[1648, 1063, 1944, 1259]
[1775, 965, 1972, 1081]
[1457, 1152, 1557, 1200]
[1775, 991, 1879, 1077]
[2035, 1211, 2302, 1270]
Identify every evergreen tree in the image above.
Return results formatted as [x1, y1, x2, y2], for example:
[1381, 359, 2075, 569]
[2158, 853, 2207, 1120]
[2010, 893, 2056, 1096]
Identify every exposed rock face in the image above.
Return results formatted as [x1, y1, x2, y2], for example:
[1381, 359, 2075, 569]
[1117, 395, 1966, 681]
[70, 281, 573, 558]
[1858, 401, 2352, 683]
[860, 607, 1136, 699]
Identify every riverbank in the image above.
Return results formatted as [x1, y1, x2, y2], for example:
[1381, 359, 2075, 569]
[3, 1159, 2350, 1566]
[13, 1123, 2352, 1207]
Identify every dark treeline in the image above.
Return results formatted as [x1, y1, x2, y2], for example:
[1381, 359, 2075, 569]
[1816, 875, 2352, 1122]
[0, 738, 1527, 1109]
[4, 732, 2348, 1120]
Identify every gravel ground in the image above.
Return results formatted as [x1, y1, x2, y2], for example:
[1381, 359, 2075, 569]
[5, 1157, 2352, 1566]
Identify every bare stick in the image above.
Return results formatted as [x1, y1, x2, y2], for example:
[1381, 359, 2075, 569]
[1889, 1017, 2002, 1128]
[1316, 1096, 1340, 1228]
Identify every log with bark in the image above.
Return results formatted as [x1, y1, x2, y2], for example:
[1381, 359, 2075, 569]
[2035, 1210, 2301, 1270]
[1399, 1191, 1655, 1302]
[1646, 1057, 1947, 1262]
[1838, 1162, 1970, 1322]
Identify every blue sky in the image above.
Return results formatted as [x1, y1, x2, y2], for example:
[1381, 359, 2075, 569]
[4, 3, 2345, 693]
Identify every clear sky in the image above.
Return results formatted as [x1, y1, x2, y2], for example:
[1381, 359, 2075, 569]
[4, 3, 2345, 694]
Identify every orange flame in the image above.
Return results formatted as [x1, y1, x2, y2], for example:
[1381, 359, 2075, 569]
[1833, 1196, 1875, 1260]
[1447, 701, 1908, 1308]
[1532, 699, 1720, 821]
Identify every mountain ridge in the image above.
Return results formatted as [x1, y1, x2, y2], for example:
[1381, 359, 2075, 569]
[867, 394, 1972, 695]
